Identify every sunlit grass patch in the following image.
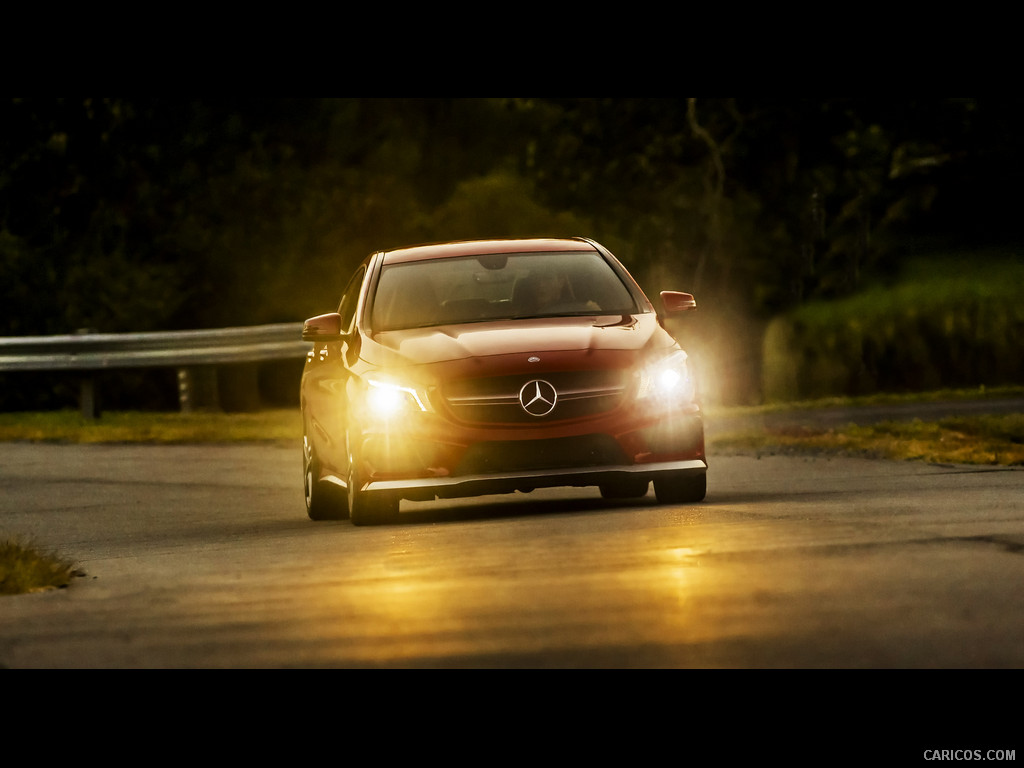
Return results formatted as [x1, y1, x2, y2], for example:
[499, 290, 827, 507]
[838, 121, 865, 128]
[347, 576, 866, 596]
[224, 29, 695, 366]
[705, 385, 1024, 417]
[0, 537, 82, 595]
[711, 414, 1024, 466]
[838, 419, 1023, 464]
[0, 409, 303, 444]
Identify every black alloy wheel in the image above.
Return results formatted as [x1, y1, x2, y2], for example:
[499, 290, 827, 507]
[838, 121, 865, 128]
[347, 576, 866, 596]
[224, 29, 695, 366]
[304, 433, 348, 521]
[599, 479, 650, 499]
[654, 471, 707, 504]
[346, 445, 401, 526]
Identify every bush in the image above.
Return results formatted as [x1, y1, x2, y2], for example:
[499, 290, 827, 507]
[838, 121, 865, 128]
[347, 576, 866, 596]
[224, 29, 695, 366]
[763, 253, 1024, 402]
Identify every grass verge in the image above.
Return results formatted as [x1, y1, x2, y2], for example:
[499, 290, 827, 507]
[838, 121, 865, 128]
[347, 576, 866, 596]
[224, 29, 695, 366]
[708, 386, 1024, 466]
[710, 414, 1024, 466]
[0, 408, 303, 444]
[0, 537, 83, 595]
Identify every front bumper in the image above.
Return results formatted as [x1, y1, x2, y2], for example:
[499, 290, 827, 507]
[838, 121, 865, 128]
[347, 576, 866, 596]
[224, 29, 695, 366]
[346, 406, 705, 501]
[364, 457, 708, 499]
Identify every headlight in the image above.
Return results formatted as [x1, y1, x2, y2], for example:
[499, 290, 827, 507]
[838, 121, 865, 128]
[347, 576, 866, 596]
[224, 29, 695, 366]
[364, 377, 431, 420]
[636, 351, 696, 405]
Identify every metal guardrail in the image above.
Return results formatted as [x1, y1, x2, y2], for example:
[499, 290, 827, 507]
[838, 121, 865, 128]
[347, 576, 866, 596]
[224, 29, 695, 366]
[0, 323, 309, 416]
[0, 323, 308, 371]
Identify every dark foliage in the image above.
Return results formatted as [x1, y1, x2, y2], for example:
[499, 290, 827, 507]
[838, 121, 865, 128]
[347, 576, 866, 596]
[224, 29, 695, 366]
[2, 98, 1021, 409]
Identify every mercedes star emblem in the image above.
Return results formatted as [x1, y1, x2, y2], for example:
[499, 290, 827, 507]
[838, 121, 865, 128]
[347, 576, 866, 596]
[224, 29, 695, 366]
[519, 379, 558, 417]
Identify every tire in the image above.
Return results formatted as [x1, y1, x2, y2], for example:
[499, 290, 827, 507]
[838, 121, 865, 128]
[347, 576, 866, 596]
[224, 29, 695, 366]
[654, 471, 706, 504]
[599, 479, 649, 499]
[347, 454, 400, 526]
[304, 434, 348, 521]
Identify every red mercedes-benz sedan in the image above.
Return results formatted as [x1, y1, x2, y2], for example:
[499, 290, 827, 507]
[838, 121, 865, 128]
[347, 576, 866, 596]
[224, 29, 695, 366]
[300, 237, 706, 525]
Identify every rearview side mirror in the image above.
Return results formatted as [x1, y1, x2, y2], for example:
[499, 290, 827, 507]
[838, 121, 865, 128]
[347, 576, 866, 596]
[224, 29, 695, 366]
[660, 291, 697, 313]
[302, 312, 344, 341]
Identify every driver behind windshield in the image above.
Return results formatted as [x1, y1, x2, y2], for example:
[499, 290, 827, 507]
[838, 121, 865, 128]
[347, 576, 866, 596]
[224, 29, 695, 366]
[514, 264, 599, 316]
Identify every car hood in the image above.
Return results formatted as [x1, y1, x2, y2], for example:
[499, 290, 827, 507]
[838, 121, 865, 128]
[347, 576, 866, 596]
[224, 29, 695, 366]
[360, 313, 674, 370]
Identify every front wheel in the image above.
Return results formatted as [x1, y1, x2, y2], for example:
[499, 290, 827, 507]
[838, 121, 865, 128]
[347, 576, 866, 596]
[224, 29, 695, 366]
[304, 435, 348, 521]
[599, 479, 649, 499]
[654, 471, 706, 504]
[347, 455, 400, 526]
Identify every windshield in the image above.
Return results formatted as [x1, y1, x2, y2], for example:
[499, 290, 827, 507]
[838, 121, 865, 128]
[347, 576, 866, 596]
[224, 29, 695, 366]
[371, 251, 641, 332]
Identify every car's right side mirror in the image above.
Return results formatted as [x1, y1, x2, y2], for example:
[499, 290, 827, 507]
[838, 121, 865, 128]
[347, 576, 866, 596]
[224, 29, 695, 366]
[660, 291, 697, 313]
[302, 312, 345, 341]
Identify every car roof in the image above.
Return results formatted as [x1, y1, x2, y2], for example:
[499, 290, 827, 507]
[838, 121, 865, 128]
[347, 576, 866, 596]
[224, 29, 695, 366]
[378, 237, 598, 265]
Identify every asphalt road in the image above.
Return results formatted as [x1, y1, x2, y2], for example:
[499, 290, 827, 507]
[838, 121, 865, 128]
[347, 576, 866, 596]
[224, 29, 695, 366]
[2, 434, 1022, 668]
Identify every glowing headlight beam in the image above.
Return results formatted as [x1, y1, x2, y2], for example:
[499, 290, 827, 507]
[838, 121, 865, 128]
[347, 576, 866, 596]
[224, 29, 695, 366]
[365, 378, 429, 418]
[656, 367, 683, 392]
[636, 353, 695, 403]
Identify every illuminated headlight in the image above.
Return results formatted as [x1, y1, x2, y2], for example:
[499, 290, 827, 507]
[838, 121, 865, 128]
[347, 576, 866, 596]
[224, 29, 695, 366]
[364, 378, 430, 420]
[636, 351, 696, 404]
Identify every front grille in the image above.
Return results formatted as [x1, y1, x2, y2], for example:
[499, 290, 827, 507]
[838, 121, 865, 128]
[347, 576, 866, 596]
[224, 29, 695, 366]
[456, 434, 628, 475]
[442, 369, 627, 424]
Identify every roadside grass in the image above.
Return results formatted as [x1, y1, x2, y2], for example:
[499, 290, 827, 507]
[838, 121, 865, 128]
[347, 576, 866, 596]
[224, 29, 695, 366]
[709, 414, 1024, 466]
[0, 388, 1020, 459]
[0, 537, 82, 595]
[0, 408, 303, 444]
[707, 386, 1024, 466]
[708, 384, 1024, 417]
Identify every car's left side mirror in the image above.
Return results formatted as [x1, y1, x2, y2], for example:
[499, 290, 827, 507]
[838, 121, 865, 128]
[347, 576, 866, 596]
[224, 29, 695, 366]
[302, 312, 344, 341]
[660, 291, 697, 313]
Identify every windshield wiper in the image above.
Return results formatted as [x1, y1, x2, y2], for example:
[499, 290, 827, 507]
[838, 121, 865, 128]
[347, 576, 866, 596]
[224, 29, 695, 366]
[594, 314, 637, 328]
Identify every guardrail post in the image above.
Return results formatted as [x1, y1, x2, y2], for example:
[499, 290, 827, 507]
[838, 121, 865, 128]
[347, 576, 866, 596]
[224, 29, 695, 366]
[76, 329, 101, 419]
[80, 376, 100, 419]
[177, 366, 220, 413]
